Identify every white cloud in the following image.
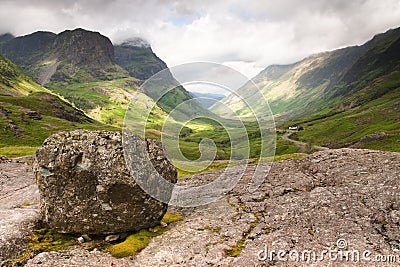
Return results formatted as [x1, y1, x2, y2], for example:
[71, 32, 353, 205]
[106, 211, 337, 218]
[0, 0, 399, 78]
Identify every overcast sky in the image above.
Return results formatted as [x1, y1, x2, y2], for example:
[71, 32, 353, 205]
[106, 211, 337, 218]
[1, 0, 400, 78]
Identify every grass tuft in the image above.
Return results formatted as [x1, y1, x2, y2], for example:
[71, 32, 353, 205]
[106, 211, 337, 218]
[161, 212, 183, 224]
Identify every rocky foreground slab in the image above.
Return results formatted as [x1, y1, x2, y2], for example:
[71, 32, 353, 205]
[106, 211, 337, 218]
[1, 148, 399, 266]
[0, 156, 39, 264]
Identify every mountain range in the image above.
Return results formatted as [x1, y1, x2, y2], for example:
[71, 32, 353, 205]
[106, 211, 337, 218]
[0, 29, 209, 125]
[0, 26, 399, 158]
[213, 27, 400, 150]
[0, 28, 228, 159]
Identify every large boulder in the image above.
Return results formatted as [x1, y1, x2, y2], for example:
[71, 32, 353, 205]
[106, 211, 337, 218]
[34, 130, 177, 235]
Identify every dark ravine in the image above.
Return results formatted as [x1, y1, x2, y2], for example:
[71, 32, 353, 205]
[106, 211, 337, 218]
[1, 148, 399, 266]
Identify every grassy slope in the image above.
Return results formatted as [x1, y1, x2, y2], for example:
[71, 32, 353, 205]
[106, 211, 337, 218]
[1, 48, 296, 163]
[0, 92, 113, 157]
[214, 28, 400, 153]
[0, 54, 48, 96]
[284, 71, 400, 151]
[211, 54, 339, 120]
[0, 55, 114, 157]
[46, 78, 140, 127]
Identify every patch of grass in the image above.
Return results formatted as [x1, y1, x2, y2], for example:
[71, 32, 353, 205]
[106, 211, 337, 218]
[161, 212, 183, 224]
[176, 160, 230, 178]
[358, 134, 400, 152]
[21, 201, 36, 207]
[6, 252, 31, 265]
[108, 227, 166, 258]
[226, 236, 246, 257]
[108, 212, 182, 258]
[273, 153, 307, 161]
[225, 218, 259, 257]
[27, 228, 75, 253]
[265, 225, 275, 235]
[225, 212, 260, 257]
[0, 146, 38, 158]
[276, 135, 300, 155]
[213, 227, 222, 233]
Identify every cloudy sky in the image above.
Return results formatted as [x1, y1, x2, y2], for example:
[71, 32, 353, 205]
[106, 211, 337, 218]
[1, 0, 400, 78]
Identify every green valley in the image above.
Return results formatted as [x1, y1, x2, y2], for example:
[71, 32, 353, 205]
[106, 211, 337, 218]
[214, 27, 400, 153]
[1, 25, 399, 165]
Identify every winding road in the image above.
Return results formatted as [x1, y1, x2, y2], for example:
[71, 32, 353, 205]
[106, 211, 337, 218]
[282, 132, 329, 152]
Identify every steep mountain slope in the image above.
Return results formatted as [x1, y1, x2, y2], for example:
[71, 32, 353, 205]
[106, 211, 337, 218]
[0, 54, 46, 96]
[114, 38, 168, 80]
[0, 54, 110, 157]
[1, 29, 211, 120]
[213, 27, 400, 122]
[114, 38, 212, 118]
[286, 72, 400, 151]
[0, 29, 129, 84]
[0, 33, 14, 44]
[211, 27, 400, 152]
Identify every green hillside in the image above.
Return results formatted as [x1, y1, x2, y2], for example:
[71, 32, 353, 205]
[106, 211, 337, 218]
[284, 71, 400, 151]
[213, 27, 400, 152]
[0, 54, 47, 96]
[0, 29, 212, 121]
[0, 54, 113, 157]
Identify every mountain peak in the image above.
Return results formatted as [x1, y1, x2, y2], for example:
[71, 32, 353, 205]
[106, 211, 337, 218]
[1, 28, 128, 84]
[58, 28, 101, 36]
[0, 33, 15, 43]
[119, 37, 150, 48]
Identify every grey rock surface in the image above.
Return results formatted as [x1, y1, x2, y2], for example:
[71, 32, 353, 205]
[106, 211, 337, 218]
[134, 148, 400, 266]
[0, 156, 39, 264]
[25, 249, 137, 267]
[6, 148, 400, 266]
[34, 130, 177, 235]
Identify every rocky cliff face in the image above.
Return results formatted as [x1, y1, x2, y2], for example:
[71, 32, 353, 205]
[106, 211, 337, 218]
[114, 38, 168, 80]
[0, 30, 173, 84]
[55, 29, 115, 66]
[46, 29, 129, 83]
[0, 29, 129, 84]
